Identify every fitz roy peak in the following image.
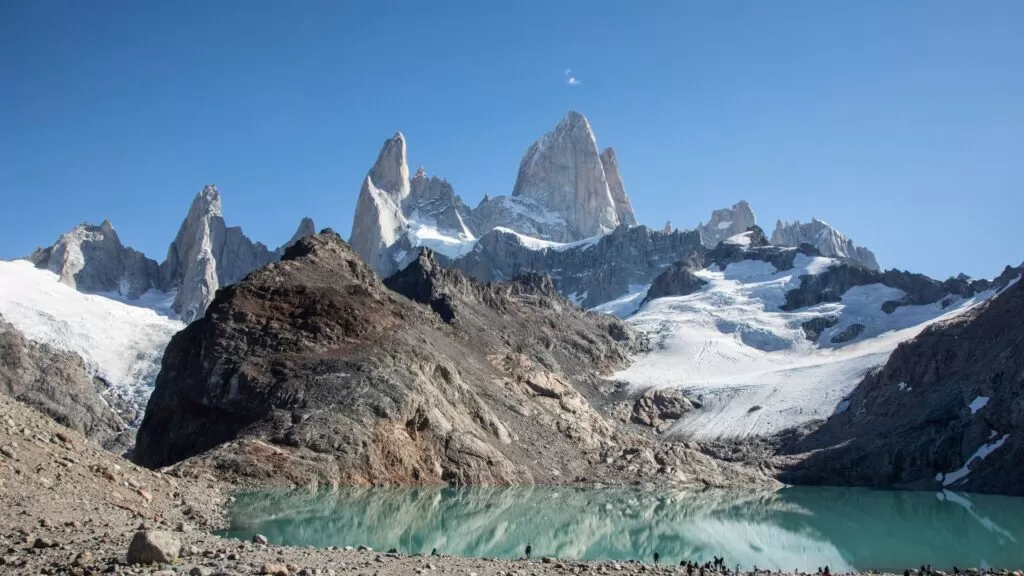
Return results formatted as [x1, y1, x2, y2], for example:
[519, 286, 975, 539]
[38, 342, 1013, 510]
[348, 111, 639, 277]
[510, 111, 634, 239]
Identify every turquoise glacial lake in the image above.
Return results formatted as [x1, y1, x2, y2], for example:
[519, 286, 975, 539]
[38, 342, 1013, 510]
[220, 486, 1024, 571]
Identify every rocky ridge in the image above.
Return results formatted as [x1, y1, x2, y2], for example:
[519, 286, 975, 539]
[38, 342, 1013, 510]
[26, 185, 315, 323]
[771, 218, 880, 271]
[781, 273, 1024, 495]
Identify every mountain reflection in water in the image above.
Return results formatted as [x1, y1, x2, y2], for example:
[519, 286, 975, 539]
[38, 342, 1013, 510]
[220, 486, 1024, 571]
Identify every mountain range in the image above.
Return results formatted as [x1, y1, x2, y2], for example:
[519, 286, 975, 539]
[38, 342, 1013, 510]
[1, 110, 1021, 495]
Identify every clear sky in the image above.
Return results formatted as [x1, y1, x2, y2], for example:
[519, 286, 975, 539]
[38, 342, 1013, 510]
[1, 1, 1021, 279]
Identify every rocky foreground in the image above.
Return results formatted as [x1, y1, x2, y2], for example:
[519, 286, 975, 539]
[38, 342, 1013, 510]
[7, 394, 1019, 576]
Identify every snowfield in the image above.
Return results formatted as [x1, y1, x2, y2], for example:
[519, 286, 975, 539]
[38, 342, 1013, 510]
[607, 255, 997, 441]
[0, 259, 184, 420]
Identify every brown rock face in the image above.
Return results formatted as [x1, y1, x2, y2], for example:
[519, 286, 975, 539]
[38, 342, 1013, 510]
[782, 276, 1024, 495]
[134, 231, 644, 486]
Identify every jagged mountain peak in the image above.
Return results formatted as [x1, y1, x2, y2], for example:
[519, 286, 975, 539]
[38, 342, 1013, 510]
[511, 111, 623, 240]
[368, 132, 410, 203]
[697, 200, 757, 248]
[189, 184, 223, 218]
[771, 217, 879, 271]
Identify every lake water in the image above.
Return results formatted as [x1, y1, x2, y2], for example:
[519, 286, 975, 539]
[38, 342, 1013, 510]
[220, 486, 1024, 571]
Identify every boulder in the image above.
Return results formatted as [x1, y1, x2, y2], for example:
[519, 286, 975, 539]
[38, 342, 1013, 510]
[126, 531, 181, 565]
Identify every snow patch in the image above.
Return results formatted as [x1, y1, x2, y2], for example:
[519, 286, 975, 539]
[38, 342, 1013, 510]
[723, 232, 752, 246]
[492, 227, 602, 252]
[969, 396, 990, 414]
[590, 285, 650, 319]
[938, 434, 1010, 487]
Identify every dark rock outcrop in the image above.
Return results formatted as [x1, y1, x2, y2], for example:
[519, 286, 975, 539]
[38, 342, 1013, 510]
[781, 274, 1024, 495]
[640, 262, 708, 307]
[800, 316, 839, 342]
[0, 316, 125, 448]
[135, 231, 648, 486]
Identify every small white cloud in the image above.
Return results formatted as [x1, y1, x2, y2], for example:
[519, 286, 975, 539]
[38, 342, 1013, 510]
[564, 68, 581, 86]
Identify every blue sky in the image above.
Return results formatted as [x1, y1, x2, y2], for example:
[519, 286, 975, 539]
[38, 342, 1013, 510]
[1, 1, 1021, 279]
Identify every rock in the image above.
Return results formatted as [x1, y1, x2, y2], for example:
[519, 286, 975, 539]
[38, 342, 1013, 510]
[357, 545, 374, 552]
[189, 567, 213, 576]
[349, 134, 412, 277]
[697, 201, 756, 248]
[262, 564, 290, 576]
[511, 111, 623, 240]
[0, 445, 14, 459]
[137, 488, 152, 502]
[126, 531, 181, 565]
[800, 316, 839, 342]
[632, 389, 695, 427]
[253, 534, 269, 545]
[32, 537, 55, 549]
[27, 220, 160, 299]
[72, 551, 93, 566]
[159, 185, 280, 322]
[0, 318, 126, 447]
[771, 218, 879, 270]
[600, 148, 637, 228]
[640, 262, 708, 306]
[829, 323, 865, 344]
[543, 557, 556, 564]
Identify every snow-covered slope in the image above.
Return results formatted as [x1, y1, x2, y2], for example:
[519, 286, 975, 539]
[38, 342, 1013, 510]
[0, 260, 184, 419]
[610, 255, 997, 441]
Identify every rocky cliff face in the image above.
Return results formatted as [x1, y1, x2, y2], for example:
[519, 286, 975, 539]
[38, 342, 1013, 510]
[27, 221, 160, 299]
[511, 111, 622, 240]
[697, 201, 757, 248]
[1, 316, 126, 448]
[407, 168, 474, 238]
[159, 186, 276, 322]
[600, 147, 637, 228]
[772, 218, 880, 271]
[450, 224, 706, 309]
[781, 274, 1024, 495]
[159, 185, 314, 322]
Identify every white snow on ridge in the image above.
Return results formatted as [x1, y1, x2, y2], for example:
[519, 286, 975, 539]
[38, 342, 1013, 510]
[404, 221, 478, 260]
[590, 284, 650, 318]
[610, 255, 997, 441]
[723, 232, 752, 246]
[491, 227, 602, 252]
[0, 260, 184, 419]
